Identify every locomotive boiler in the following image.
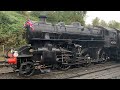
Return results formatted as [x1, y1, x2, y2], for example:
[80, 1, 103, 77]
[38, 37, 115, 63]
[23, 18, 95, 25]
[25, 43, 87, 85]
[4, 15, 120, 77]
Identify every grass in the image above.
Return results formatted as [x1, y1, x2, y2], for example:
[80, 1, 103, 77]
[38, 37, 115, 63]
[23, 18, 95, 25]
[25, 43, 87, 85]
[0, 57, 4, 61]
[0, 50, 5, 61]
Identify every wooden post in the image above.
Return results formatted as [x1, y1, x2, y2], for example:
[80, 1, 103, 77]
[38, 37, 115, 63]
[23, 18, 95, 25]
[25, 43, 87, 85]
[2, 45, 4, 55]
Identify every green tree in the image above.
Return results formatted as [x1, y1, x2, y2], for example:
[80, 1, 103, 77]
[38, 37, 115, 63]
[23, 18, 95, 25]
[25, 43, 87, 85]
[17, 11, 30, 18]
[92, 17, 100, 26]
[86, 24, 92, 28]
[0, 11, 36, 48]
[30, 11, 87, 25]
[30, 11, 42, 18]
[108, 20, 120, 29]
[99, 20, 108, 27]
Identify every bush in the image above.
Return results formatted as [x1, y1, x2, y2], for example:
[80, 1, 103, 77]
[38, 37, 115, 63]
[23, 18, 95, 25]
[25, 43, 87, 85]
[0, 11, 29, 48]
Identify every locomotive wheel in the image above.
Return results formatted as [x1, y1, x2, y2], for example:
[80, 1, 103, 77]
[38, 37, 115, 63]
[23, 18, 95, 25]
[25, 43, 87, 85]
[99, 51, 107, 64]
[82, 54, 91, 67]
[19, 62, 35, 77]
[58, 54, 71, 71]
[59, 64, 71, 71]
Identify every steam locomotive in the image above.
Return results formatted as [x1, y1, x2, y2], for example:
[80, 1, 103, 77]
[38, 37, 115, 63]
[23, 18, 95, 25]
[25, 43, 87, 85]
[4, 16, 120, 76]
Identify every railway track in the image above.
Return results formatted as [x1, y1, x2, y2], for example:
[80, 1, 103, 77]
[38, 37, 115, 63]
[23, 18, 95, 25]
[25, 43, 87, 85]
[0, 61, 120, 79]
[67, 64, 120, 79]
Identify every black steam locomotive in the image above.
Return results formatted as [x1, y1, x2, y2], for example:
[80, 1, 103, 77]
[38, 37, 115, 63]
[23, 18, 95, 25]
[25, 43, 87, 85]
[5, 16, 120, 76]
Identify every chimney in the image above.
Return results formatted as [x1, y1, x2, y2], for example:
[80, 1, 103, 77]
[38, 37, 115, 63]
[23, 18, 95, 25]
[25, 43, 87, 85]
[39, 15, 47, 24]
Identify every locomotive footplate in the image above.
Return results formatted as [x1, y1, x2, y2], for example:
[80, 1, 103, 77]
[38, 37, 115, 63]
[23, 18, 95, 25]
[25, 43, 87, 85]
[91, 59, 107, 63]
[59, 56, 91, 66]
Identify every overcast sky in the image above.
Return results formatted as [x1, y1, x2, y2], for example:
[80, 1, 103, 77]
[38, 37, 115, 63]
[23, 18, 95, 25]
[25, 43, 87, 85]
[85, 11, 120, 25]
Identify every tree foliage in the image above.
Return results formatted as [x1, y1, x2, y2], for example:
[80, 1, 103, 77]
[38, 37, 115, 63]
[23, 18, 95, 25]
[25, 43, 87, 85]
[108, 20, 120, 29]
[92, 17, 100, 26]
[91, 17, 120, 30]
[30, 11, 87, 25]
[99, 20, 108, 27]
[0, 11, 35, 48]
